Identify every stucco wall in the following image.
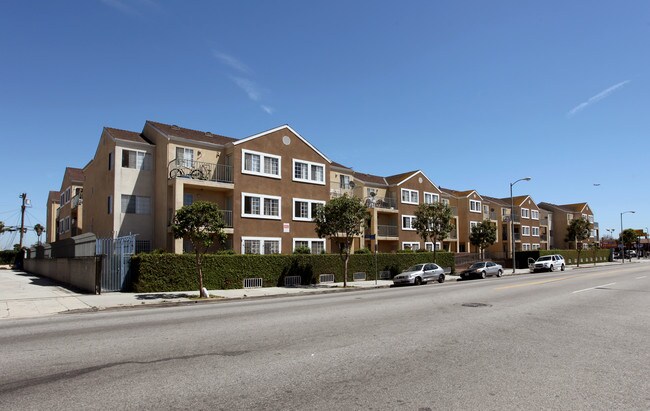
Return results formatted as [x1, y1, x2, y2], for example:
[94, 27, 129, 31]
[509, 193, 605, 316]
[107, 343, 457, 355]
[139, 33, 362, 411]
[24, 257, 101, 294]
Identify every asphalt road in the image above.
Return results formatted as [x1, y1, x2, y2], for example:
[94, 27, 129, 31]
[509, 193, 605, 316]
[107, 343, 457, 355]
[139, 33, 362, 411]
[1, 264, 649, 410]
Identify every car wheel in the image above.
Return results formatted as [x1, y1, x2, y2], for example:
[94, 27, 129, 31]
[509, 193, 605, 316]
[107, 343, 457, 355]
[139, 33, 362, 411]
[549, 265, 554, 272]
[480, 271, 486, 279]
[496, 269, 503, 277]
[414, 277, 422, 286]
[561, 264, 565, 271]
[438, 274, 445, 283]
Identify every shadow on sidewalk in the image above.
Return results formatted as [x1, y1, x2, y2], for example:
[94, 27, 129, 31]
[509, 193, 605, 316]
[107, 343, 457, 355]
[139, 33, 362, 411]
[12, 270, 86, 294]
[135, 293, 192, 300]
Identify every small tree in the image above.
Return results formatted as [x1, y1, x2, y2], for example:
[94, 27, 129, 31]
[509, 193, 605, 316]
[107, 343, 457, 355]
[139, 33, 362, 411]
[566, 217, 592, 267]
[412, 202, 453, 261]
[34, 224, 44, 245]
[0, 221, 4, 233]
[619, 228, 637, 261]
[314, 195, 367, 287]
[469, 220, 497, 260]
[172, 201, 226, 298]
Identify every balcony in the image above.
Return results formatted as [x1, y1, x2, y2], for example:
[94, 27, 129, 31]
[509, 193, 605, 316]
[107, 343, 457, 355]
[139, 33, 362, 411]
[483, 211, 497, 220]
[502, 213, 520, 223]
[71, 193, 83, 209]
[514, 233, 521, 241]
[365, 197, 397, 210]
[168, 158, 233, 183]
[330, 187, 354, 198]
[377, 225, 398, 237]
[446, 230, 458, 240]
[540, 233, 548, 241]
[221, 210, 233, 228]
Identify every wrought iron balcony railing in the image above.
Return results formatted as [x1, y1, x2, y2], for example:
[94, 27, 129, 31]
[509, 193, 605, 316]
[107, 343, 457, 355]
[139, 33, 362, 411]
[168, 158, 233, 183]
[365, 197, 397, 210]
[377, 225, 398, 237]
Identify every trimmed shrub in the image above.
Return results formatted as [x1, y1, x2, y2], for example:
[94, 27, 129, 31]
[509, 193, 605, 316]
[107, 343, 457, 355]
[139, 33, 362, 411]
[0, 250, 18, 265]
[130, 251, 455, 292]
[354, 247, 372, 254]
[540, 249, 610, 265]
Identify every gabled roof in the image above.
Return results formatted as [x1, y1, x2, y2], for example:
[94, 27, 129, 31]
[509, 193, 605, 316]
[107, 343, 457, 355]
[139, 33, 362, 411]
[233, 125, 331, 163]
[65, 167, 84, 184]
[146, 120, 237, 146]
[331, 161, 353, 171]
[508, 195, 531, 207]
[384, 170, 440, 191]
[48, 191, 60, 204]
[353, 171, 387, 186]
[482, 195, 510, 207]
[538, 202, 575, 214]
[105, 127, 153, 145]
[560, 203, 590, 213]
[439, 187, 481, 199]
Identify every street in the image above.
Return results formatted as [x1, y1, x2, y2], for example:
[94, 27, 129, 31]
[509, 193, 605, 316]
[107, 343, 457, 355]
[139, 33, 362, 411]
[1, 264, 649, 410]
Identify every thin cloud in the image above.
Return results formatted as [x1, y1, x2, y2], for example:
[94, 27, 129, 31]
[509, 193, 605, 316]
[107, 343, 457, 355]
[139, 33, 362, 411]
[100, 0, 136, 15]
[213, 51, 252, 75]
[231, 77, 262, 102]
[261, 105, 274, 114]
[567, 80, 631, 118]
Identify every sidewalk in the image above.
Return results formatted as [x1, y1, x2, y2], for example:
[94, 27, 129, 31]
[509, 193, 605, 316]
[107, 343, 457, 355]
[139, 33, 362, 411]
[1, 260, 644, 320]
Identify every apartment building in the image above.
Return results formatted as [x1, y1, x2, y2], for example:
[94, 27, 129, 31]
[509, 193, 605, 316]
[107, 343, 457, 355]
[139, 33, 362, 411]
[46, 119, 598, 257]
[51, 167, 84, 241]
[538, 202, 598, 249]
[45, 191, 60, 244]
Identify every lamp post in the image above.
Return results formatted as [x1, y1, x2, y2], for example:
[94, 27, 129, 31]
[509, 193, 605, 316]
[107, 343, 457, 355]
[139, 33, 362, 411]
[620, 210, 635, 263]
[510, 177, 531, 273]
[606, 228, 615, 239]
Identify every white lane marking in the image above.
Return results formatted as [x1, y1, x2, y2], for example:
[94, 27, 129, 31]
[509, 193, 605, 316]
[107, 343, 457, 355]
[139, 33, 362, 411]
[572, 282, 616, 294]
[636, 276, 647, 279]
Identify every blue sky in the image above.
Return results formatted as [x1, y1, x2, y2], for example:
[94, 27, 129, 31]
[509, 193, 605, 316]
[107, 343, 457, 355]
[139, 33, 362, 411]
[1, 0, 649, 249]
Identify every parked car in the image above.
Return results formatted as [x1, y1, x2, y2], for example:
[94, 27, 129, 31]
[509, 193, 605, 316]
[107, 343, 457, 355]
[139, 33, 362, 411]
[625, 250, 637, 258]
[530, 255, 565, 272]
[393, 263, 445, 286]
[459, 261, 503, 280]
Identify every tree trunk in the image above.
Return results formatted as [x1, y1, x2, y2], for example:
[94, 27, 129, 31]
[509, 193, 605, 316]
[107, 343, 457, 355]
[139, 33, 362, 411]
[577, 249, 581, 267]
[195, 250, 205, 297]
[343, 252, 349, 288]
[432, 235, 437, 262]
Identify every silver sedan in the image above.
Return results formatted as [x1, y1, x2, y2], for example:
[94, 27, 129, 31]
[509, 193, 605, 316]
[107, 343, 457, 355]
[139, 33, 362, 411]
[393, 263, 446, 286]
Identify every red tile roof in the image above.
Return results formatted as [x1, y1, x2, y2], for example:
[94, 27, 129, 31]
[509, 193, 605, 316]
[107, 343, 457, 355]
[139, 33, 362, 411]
[384, 170, 420, 186]
[353, 172, 387, 186]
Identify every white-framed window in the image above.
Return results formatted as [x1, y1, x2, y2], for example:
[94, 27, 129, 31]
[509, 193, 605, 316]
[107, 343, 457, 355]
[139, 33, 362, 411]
[242, 193, 281, 219]
[521, 208, 530, 219]
[60, 187, 71, 205]
[588, 215, 594, 223]
[425, 242, 441, 251]
[242, 149, 281, 179]
[423, 192, 439, 204]
[293, 198, 325, 221]
[522, 243, 531, 251]
[531, 209, 539, 220]
[567, 213, 573, 223]
[293, 238, 326, 254]
[121, 195, 151, 214]
[522, 226, 530, 236]
[591, 229, 597, 238]
[60, 216, 70, 233]
[442, 198, 449, 206]
[122, 149, 151, 170]
[402, 215, 416, 230]
[402, 242, 420, 251]
[176, 147, 194, 168]
[401, 189, 419, 205]
[242, 237, 281, 255]
[293, 159, 325, 184]
[531, 243, 540, 250]
[532, 226, 540, 237]
[469, 200, 481, 213]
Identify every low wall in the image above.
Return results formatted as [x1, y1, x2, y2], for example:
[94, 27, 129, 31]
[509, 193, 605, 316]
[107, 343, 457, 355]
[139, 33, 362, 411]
[24, 257, 101, 294]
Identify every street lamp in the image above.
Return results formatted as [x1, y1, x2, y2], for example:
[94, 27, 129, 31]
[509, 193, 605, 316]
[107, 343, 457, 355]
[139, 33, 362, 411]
[511, 177, 531, 273]
[620, 210, 635, 264]
[606, 228, 615, 239]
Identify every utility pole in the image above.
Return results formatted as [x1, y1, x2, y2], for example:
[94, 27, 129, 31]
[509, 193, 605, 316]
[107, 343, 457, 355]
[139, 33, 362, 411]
[19, 193, 27, 249]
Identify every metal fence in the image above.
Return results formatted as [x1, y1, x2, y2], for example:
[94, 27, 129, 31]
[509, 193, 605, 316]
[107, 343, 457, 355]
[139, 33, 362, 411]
[243, 278, 263, 288]
[283, 276, 302, 287]
[96, 235, 136, 292]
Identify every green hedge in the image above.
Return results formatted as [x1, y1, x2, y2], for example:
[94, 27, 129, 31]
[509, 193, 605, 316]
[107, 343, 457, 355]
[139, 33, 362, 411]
[0, 250, 18, 265]
[130, 251, 455, 292]
[540, 249, 611, 265]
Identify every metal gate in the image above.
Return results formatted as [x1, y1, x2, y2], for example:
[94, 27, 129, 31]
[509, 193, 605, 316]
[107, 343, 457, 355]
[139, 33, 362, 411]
[96, 235, 136, 292]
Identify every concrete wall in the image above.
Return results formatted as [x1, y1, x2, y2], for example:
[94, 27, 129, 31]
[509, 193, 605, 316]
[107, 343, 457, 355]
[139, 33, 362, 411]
[24, 257, 101, 294]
